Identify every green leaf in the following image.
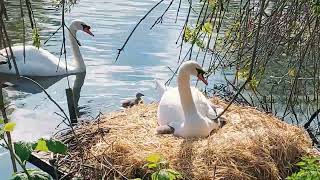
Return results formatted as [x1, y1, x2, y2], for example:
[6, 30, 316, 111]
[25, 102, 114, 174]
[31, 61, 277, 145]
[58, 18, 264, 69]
[209, 1, 217, 12]
[147, 162, 158, 169]
[0, 119, 4, 124]
[288, 68, 295, 77]
[35, 139, 49, 152]
[296, 161, 306, 167]
[195, 39, 205, 49]
[166, 169, 183, 179]
[45, 139, 67, 155]
[151, 172, 159, 180]
[32, 28, 41, 49]
[152, 169, 182, 180]
[11, 169, 50, 180]
[202, 22, 213, 34]
[4, 122, 16, 132]
[287, 156, 320, 180]
[184, 26, 192, 42]
[146, 153, 161, 164]
[157, 169, 170, 180]
[249, 77, 259, 92]
[14, 142, 33, 164]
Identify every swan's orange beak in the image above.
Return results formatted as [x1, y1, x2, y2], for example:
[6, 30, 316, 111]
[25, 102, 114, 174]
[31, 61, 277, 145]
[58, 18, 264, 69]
[83, 27, 94, 36]
[197, 74, 208, 85]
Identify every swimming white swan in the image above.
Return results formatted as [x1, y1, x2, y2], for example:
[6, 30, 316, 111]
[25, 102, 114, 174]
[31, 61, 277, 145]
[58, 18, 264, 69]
[156, 61, 224, 138]
[0, 19, 94, 76]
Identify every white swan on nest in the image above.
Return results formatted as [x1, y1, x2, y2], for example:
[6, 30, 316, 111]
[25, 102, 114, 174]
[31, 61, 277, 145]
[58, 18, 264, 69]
[0, 19, 94, 76]
[156, 61, 225, 138]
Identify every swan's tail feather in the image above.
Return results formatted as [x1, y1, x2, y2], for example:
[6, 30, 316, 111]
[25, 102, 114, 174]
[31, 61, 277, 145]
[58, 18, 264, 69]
[155, 80, 166, 101]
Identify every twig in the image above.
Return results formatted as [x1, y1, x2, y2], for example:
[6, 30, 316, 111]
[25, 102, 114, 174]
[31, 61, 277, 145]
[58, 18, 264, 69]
[115, 0, 166, 62]
[19, 0, 26, 63]
[213, 0, 267, 120]
[44, 26, 62, 45]
[150, 0, 175, 30]
[0, 87, 17, 172]
[0, 16, 20, 76]
[19, 76, 71, 125]
[61, 0, 71, 89]
[175, 0, 182, 23]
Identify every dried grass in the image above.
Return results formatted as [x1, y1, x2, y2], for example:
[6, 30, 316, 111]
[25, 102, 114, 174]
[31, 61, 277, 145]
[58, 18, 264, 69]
[57, 97, 315, 179]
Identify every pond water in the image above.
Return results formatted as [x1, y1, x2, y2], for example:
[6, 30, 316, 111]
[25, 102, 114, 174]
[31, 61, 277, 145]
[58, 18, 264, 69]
[0, 0, 231, 178]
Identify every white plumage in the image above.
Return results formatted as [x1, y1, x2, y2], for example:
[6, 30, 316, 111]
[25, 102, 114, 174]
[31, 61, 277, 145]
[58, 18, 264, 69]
[157, 61, 223, 138]
[0, 19, 94, 76]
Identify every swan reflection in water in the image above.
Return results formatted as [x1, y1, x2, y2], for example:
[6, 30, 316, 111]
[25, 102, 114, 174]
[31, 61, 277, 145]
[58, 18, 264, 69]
[0, 72, 86, 141]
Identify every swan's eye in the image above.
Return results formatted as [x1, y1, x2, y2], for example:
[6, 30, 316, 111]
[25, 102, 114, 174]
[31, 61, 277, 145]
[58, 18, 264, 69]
[81, 24, 91, 30]
[196, 68, 206, 75]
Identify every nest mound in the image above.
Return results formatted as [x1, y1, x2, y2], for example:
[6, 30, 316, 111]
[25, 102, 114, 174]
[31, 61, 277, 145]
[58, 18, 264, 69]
[58, 98, 314, 179]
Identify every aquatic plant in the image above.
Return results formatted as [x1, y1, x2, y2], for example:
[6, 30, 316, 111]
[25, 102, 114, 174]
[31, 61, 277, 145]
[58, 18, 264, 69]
[144, 153, 182, 180]
[286, 156, 320, 180]
[0, 119, 68, 179]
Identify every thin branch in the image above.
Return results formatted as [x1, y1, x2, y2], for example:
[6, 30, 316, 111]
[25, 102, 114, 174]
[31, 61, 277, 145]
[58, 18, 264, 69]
[0, 87, 17, 173]
[115, 0, 166, 62]
[0, 16, 20, 76]
[213, 0, 267, 121]
[150, 0, 175, 30]
[175, 0, 182, 23]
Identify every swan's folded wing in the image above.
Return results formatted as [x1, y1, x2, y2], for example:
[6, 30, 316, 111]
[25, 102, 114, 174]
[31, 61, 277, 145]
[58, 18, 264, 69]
[207, 102, 226, 122]
[189, 87, 224, 120]
[155, 80, 168, 102]
[191, 87, 214, 117]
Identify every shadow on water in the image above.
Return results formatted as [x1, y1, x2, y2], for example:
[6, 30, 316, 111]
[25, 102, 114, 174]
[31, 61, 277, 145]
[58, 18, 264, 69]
[0, 72, 85, 97]
[0, 72, 86, 116]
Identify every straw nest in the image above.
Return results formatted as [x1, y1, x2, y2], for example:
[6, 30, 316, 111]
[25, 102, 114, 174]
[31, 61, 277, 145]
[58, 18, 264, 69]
[58, 97, 315, 179]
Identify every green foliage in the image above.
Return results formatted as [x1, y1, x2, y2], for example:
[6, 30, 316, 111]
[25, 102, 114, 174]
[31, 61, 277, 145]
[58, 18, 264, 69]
[0, 119, 4, 139]
[0, 117, 67, 179]
[14, 142, 33, 165]
[184, 21, 215, 50]
[237, 68, 249, 79]
[288, 68, 296, 78]
[311, 0, 320, 16]
[202, 22, 213, 35]
[46, 139, 67, 155]
[146, 153, 162, 169]
[208, 0, 217, 12]
[3, 122, 16, 132]
[143, 153, 183, 180]
[13, 139, 67, 166]
[184, 26, 192, 42]
[151, 169, 183, 180]
[10, 139, 67, 180]
[286, 156, 320, 180]
[34, 139, 49, 152]
[32, 28, 41, 49]
[223, 20, 241, 45]
[11, 169, 51, 180]
[249, 75, 260, 92]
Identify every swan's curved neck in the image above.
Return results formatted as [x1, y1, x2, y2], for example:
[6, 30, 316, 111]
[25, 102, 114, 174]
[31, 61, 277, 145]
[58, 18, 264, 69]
[69, 27, 86, 72]
[178, 68, 197, 121]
